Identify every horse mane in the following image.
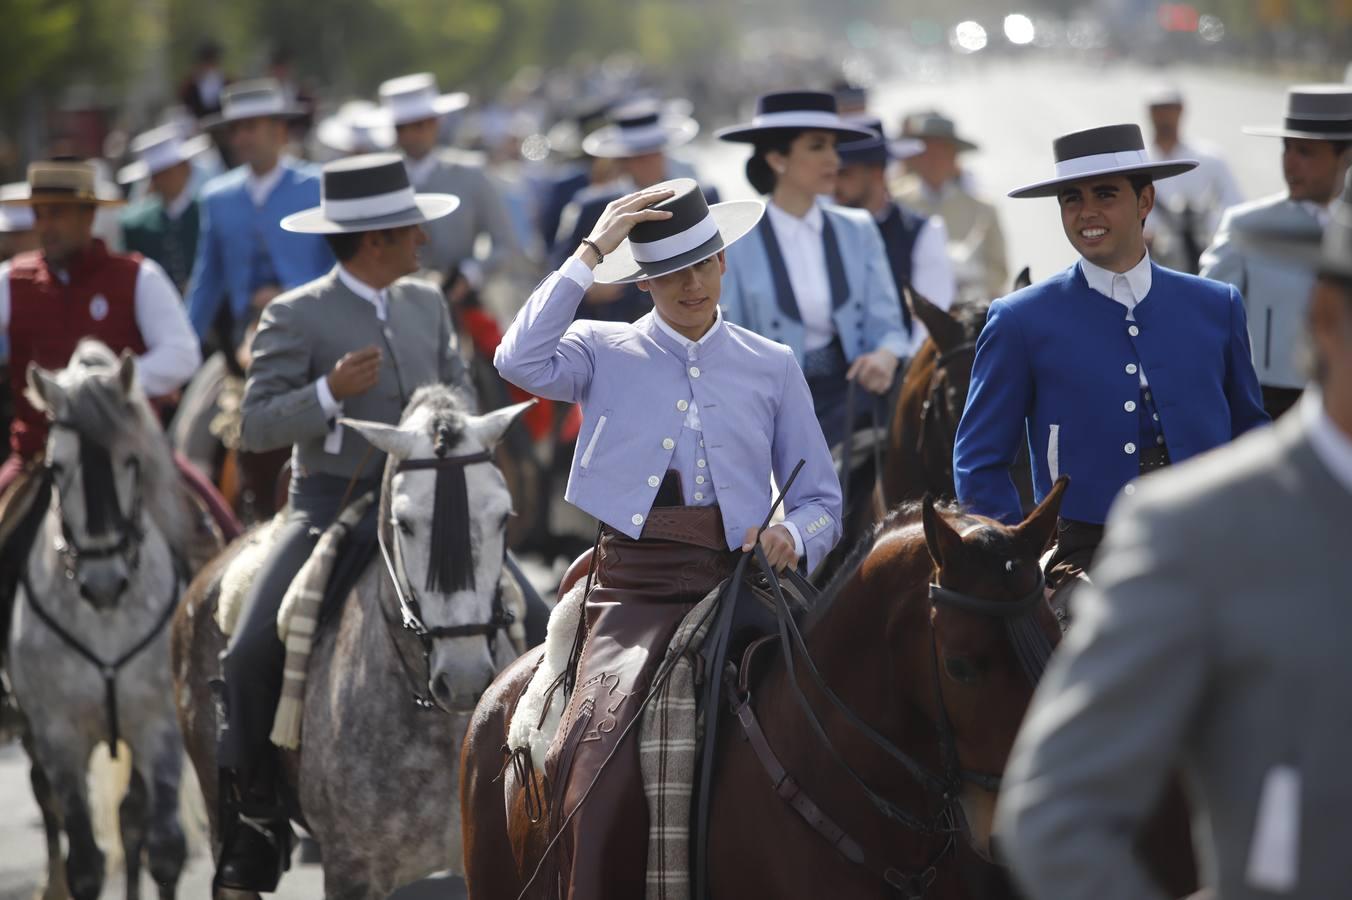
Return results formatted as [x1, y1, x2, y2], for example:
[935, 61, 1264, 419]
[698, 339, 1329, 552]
[50, 340, 193, 557]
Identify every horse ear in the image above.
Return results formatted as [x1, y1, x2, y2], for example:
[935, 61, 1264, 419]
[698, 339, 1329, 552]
[1014, 475, 1068, 556]
[25, 363, 66, 419]
[468, 399, 536, 451]
[342, 418, 417, 461]
[1012, 266, 1032, 292]
[117, 350, 138, 396]
[921, 494, 964, 570]
[906, 287, 965, 354]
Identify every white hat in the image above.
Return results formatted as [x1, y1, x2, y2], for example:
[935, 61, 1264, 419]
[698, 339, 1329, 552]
[281, 153, 459, 235]
[580, 99, 699, 159]
[317, 100, 396, 154]
[0, 183, 34, 233]
[371, 73, 470, 127]
[201, 79, 307, 130]
[116, 124, 213, 184]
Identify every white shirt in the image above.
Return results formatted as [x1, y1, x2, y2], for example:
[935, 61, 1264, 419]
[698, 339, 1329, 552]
[1301, 389, 1352, 496]
[164, 187, 194, 221]
[1148, 139, 1244, 238]
[878, 208, 956, 356]
[766, 200, 834, 353]
[246, 160, 287, 208]
[314, 265, 392, 452]
[0, 256, 201, 397]
[1081, 251, 1153, 386]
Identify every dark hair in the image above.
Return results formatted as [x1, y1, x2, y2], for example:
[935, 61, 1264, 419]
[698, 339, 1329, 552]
[324, 230, 369, 262]
[746, 130, 799, 195]
[1127, 172, 1154, 197]
[1331, 140, 1352, 158]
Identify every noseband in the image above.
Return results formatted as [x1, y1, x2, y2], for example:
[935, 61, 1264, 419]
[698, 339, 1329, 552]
[47, 422, 146, 592]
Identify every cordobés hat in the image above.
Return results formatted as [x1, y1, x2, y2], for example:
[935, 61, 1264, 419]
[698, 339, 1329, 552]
[370, 73, 469, 128]
[581, 99, 700, 159]
[1243, 84, 1352, 141]
[836, 115, 924, 167]
[317, 100, 396, 154]
[201, 78, 307, 130]
[116, 123, 213, 184]
[591, 178, 764, 285]
[2, 160, 125, 207]
[280, 153, 459, 235]
[1245, 170, 1352, 280]
[0, 183, 35, 232]
[1007, 123, 1198, 199]
[715, 90, 878, 144]
[901, 111, 978, 152]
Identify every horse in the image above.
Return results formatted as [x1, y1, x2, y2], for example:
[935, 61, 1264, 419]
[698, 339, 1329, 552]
[460, 477, 1072, 899]
[173, 385, 532, 898]
[10, 341, 194, 899]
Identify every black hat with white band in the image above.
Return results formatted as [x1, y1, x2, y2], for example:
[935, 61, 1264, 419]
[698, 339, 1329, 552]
[591, 178, 764, 285]
[369, 72, 470, 128]
[581, 99, 699, 159]
[1007, 123, 1198, 199]
[201, 79, 307, 130]
[280, 153, 459, 234]
[1243, 84, 1352, 141]
[836, 115, 924, 167]
[117, 124, 213, 184]
[714, 91, 878, 144]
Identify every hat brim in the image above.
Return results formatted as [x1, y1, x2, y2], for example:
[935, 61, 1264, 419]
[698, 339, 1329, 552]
[201, 105, 309, 131]
[315, 117, 395, 154]
[376, 93, 472, 127]
[116, 134, 214, 184]
[581, 118, 699, 159]
[280, 194, 460, 235]
[905, 132, 979, 152]
[1242, 126, 1352, 141]
[591, 199, 765, 285]
[1008, 159, 1199, 199]
[1, 188, 124, 208]
[715, 121, 878, 144]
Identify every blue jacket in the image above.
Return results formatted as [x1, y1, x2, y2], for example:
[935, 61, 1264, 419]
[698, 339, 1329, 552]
[720, 203, 907, 364]
[185, 161, 333, 341]
[954, 262, 1268, 525]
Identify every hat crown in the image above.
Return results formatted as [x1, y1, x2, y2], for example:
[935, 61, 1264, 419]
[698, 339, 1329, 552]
[627, 178, 710, 250]
[1052, 123, 1146, 163]
[379, 72, 439, 103]
[1284, 84, 1352, 121]
[221, 78, 288, 114]
[321, 153, 410, 202]
[27, 160, 98, 197]
[755, 90, 838, 118]
[612, 100, 662, 131]
[130, 123, 184, 155]
[903, 111, 956, 139]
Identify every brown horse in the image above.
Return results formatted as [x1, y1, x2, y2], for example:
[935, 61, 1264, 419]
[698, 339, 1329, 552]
[460, 479, 1070, 899]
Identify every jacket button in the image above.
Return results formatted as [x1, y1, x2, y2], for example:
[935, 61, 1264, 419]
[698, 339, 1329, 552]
[632, 514, 644, 526]
[696, 475, 705, 484]
[689, 366, 701, 378]
[694, 492, 704, 501]
[697, 459, 706, 468]
[1124, 400, 1136, 412]
[1124, 442, 1136, 454]
[1128, 325, 1140, 337]
[677, 399, 689, 411]
[662, 438, 674, 450]
[648, 475, 660, 487]
[1125, 363, 1138, 375]
[1124, 483, 1137, 496]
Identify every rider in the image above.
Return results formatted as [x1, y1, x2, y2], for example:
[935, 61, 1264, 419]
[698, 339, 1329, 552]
[494, 178, 842, 898]
[714, 90, 907, 449]
[954, 123, 1268, 598]
[215, 153, 469, 891]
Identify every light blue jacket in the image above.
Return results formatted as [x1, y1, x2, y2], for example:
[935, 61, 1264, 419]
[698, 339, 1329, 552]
[720, 203, 907, 364]
[185, 160, 334, 341]
[494, 263, 843, 572]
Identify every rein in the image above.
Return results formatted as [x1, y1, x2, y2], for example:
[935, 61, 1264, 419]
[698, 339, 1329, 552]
[839, 379, 885, 526]
[915, 341, 976, 494]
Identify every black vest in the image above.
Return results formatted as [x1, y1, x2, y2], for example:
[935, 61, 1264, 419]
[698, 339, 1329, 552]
[876, 201, 927, 336]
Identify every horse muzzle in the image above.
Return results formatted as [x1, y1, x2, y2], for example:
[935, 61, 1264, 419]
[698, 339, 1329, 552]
[77, 563, 130, 610]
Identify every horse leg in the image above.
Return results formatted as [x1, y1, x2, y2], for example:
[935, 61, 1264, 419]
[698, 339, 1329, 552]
[24, 735, 70, 900]
[141, 728, 188, 899]
[119, 768, 149, 900]
[37, 742, 105, 900]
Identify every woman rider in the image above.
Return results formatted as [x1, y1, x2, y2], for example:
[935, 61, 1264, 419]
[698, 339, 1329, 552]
[494, 178, 842, 898]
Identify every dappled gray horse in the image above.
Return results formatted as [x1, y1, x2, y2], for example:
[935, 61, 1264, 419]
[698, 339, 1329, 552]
[10, 341, 192, 899]
[174, 386, 530, 898]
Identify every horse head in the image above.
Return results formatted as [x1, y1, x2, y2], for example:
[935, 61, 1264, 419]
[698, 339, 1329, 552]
[918, 476, 1066, 858]
[343, 389, 532, 713]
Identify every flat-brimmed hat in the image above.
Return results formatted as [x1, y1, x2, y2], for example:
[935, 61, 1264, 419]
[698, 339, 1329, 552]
[0, 183, 35, 232]
[1144, 83, 1185, 108]
[201, 78, 308, 130]
[836, 115, 924, 167]
[715, 91, 878, 144]
[1244, 171, 1352, 280]
[581, 99, 699, 159]
[2, 160, 125, 207]
[116, 124, 213, 184]
[280, 153, 459, 235]
[900, 111, 979, 152]
[370, 73, 469, 128]
[316, 100, 395, 154]
[1008, 123, 1198, 199]
[1243, 84, 1352, 141]
[592, 178, 764, 285]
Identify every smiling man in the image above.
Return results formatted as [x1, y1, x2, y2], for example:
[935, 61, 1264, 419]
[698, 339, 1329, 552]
[953, 124, 1267, 596]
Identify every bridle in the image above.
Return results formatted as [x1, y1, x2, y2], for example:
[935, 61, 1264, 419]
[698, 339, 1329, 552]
[916, 341, 976, 494]
[376, 449, 515, 710]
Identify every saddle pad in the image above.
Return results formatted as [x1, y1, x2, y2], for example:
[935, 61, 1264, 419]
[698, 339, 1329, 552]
[507, 579, 586, 774]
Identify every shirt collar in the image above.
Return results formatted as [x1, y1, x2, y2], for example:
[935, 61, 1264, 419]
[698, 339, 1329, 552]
[164, 188, 194, 221]
[404, 153, 439, 189]
[651, 305, 723, 356]
[1300, 388, 1352, 496]
[1299, 199, 1333, 229]
[1080, 250, 1153, 305]
[766, 198, 824, 235]
[334, 264, 388, 320]
[246, 158, 289, 207]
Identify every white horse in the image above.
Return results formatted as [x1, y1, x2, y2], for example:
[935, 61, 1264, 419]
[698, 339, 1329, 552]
[11, 341, 192, 899]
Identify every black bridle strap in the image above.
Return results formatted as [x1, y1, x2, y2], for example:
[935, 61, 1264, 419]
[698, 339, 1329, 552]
[395, 451, 494, 472]
[927, 570, 1046, 619]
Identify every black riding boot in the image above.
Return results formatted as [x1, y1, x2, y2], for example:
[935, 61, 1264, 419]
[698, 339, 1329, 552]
[215, 763, 292, 893]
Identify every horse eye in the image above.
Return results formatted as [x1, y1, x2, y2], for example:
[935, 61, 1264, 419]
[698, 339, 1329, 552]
[944, 657, 984, 685]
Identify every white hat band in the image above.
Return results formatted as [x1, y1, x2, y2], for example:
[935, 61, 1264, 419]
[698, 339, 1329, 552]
[615, 122, 673, 150]
[225, 95, 289, 120]
[630, 212, 719, 263]
[323, 186, 419, 222]
[1053, 149, 1150, 180]
[749, 110, 848, 131]
[386, 91, 440, 123]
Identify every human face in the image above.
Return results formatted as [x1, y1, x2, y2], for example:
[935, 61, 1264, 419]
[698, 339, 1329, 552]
[371, 224, 427, 280]
[32, 203, 95, 268]
[638, 251, 726, 341]
[904, 137, 959, 188]
[619, 151, 667, 190]
[768, 130, 840, 198]
[833, 162, 880, 209]
[395, 117, 440, 160]
[227, 117, 288, 173]
[148, 161, 192, 204]
[1149, 103, 1183, 146]
[1057, 176, 1153, 272]
[1310, 276, 1352, 393]
[1283, 138, 1346, 203]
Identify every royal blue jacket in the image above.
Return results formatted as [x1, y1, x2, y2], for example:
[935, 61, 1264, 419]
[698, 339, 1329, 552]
[955, 262, 1268, 525]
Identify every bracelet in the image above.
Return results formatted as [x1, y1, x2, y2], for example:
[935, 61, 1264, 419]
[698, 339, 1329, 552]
[580, 238, 604, 264]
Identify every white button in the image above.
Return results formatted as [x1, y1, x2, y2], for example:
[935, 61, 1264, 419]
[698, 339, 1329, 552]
[689, 366, 700, 378]
[696, 475, 705, 484]
[1156, 435, 1165, 445]
[1153, 413, 1160, 422]
[694, 492, 704, 501]
[662, 438, 675, 450]
[1128, 325, 1140, 337]
[1124, 442, 1136, 454]
[647, 475, 660, 488]
[677, 399, 689, 412]
[697, 459, 706, 468]
[632, 514, 644, 526]
[1123, 483, 1136, 496]
[1124, 400, 1137, 412]
[1125, 363, 1138, 375]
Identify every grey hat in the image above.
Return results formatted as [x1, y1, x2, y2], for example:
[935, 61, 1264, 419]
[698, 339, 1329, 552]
[1246, 171, 1352, 280]
[901, 111, 978, 152]
[1243, 84, 1352, 141]
[1008, 123, 1198, 199]
[281, 153, 458, 235]
[201, 78, 307, 130]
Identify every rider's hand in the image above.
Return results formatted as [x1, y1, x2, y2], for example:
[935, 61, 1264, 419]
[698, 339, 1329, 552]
[573, 187, 676, 267]
[327, 346, 383, 400]
[847, 349, 899, 395]
[742, 524, 799, 572]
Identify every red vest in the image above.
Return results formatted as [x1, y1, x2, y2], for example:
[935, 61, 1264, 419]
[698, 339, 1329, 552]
[7, 240, 147, 458]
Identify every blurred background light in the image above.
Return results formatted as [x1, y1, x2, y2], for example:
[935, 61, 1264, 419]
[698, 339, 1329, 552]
[1004, 14, 1036, 46]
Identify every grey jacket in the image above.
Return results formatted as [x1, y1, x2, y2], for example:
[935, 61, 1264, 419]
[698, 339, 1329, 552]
[241, 269, 468, 480]
[1200, 193, 1323, 389]
[997, 408, 1352, 900]
[410, 150, 520, 281]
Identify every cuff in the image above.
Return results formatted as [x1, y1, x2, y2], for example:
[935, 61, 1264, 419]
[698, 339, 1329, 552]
[315, 376, 343, 420]
[877, 331, 909, 360]
[560, 255, 596, 292]
[779, 520, 806, 561]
